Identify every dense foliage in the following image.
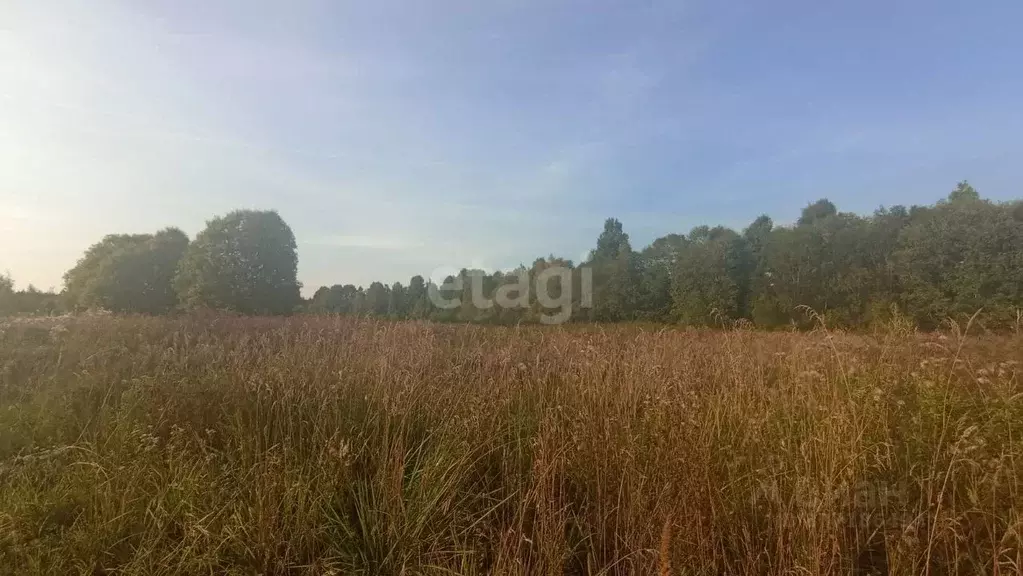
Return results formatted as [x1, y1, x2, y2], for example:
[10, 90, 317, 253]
[174, 210, 301, 315]
[3, 182, 1022, 329]
[5, 210, 302, 317]
[309, 182, 1023, 329]
[63, 228, 189, 314]
[0, 274, 62, 317]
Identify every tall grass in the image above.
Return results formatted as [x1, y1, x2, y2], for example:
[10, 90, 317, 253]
[1, 316, 1021, 574]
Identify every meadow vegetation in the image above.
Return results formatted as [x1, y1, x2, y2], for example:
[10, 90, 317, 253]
[1, 315, 1021, 574]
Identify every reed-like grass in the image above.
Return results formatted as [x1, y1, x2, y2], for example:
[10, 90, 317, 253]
[1, 316, 1020, 575]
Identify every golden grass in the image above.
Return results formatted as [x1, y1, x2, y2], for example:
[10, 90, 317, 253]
[0, 316, 1021, 575]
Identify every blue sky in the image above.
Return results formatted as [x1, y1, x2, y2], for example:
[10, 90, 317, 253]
[2, 0, 1021, 293]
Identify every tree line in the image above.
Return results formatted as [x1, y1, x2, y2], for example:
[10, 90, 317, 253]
[308, 182, 1023, 329]
[2, 210, 300, 317]
[2, 182, 1022, 329]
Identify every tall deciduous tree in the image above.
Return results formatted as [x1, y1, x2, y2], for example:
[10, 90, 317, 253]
[636, 234, 687, 322]
[63, 228, 189, 313]
[308, 284, 360, 314]
[753, 205, 876, 327]
[388, 282, 407, 318]
[671, 226, 744, 325]
[738, 215, 773, 318]
[797, 198, 838, 226]
[175, 210, 300, 314]
[406, 275, 431, 319]
[589, 218, 639, 321]
[364, 282, 390, 317]
[895, 182, 1023, 328]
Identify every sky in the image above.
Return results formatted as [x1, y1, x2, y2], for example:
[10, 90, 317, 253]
[2, 0, 1022, 294]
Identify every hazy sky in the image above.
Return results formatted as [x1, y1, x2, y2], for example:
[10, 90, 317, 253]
[2, 0, 1021, 293]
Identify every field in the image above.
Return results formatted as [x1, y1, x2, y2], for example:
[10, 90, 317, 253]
[1, 316, 1021, 575]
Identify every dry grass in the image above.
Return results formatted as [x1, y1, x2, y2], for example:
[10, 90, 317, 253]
[1, 316, 1021, 575]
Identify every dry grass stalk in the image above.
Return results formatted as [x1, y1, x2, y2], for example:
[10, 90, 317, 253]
[0, 315, 1020, 574]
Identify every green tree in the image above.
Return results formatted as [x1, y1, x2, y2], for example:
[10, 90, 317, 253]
[588, 218, 639, 321]
[406, 275, 431, 319]
[752, 206, 875, 328]
[388, 282, 407, 318]
[895, 184, 1023, 328]
[947, 180, 980, 203]
[797, 198, 838, 226]
[672, 226, 744, 325]
[636, 234, 687, 321]
[64, 234, 147, 310]
[738, 215, 773, 318]
[0, 273, 13, 315]
[63, 228, 189, 313]
[175, 210, 300, 314]
[350, 287, 368, 315]
[456, 269, 488, 323]
[308, 284, 360, 314]
[1011, 200, 1023, 223]
[492, 268, 530, 324]
[430, 275, 461, 322]
[522, 256, 574, 324]
[862, 205, 912, 323]
[364, 282, 390, 317]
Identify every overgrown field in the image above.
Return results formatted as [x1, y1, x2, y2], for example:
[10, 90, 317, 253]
[1, 317, 1021, 575]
